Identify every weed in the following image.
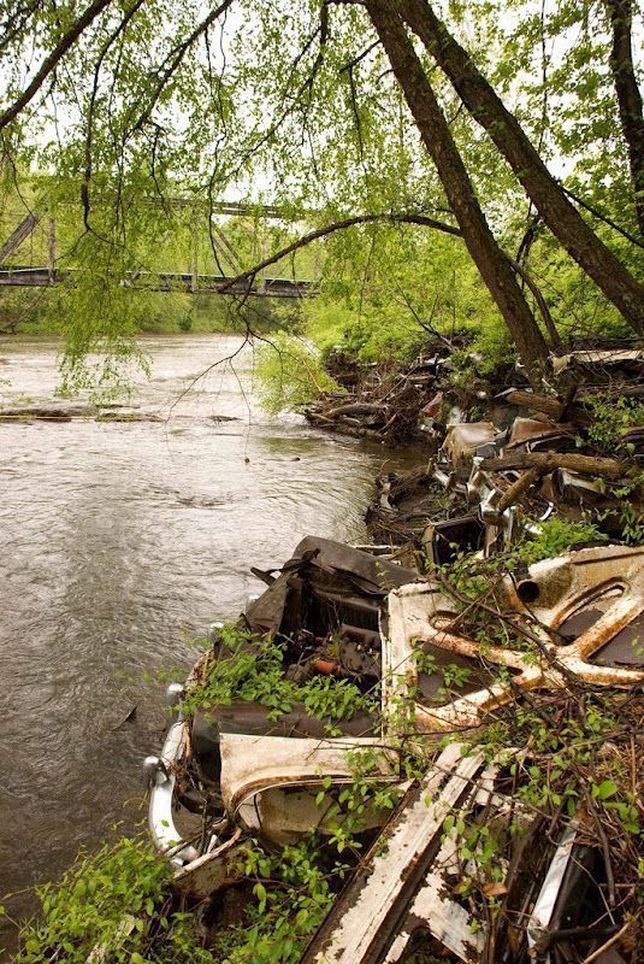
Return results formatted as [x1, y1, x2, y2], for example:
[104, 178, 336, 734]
[181, 624, 376, 728]
[11, 838, 212, 963]
[518, 516, 606, 564]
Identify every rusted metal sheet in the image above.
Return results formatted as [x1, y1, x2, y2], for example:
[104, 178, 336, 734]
[441, 421, 496, 481]
[382, 874, 482, 963]
[301, 743, 486, 964]
[422, 514, 485, 566]
[551, 348, 644, 375]
[173, 830, 245, 899]
[245, 535, 416, 636]
[301, 741, 604, 964]
[506, 416, 576, 450]
[219, 733, 394, 846]
[384, 545, 644, 734]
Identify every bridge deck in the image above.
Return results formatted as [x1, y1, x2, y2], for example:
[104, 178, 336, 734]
[0, 265, 314, 298]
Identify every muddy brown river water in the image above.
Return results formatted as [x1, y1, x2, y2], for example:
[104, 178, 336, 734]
[0, 334, 417, 945]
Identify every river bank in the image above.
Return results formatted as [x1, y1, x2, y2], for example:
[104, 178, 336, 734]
[133, 343, 641, 962]
[4, 337, 643, 962]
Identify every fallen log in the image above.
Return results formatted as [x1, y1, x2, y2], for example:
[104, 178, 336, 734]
[0, 404, 164, 423]
[502, 390, 591, 425]
[324, 401, 388, 418]
[482, 451, 626, 480]
[496, 468, 543, 513]
[96, 411, 163, 422]
[305, 409, 386, 439]
[0, 404, 94, 420]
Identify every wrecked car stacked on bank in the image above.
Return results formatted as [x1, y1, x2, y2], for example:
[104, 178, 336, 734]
[145, 346, 643, 963]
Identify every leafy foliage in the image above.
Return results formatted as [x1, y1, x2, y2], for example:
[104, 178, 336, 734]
[1, 0, 641, 387]
[253, 332, 341, 413]
[182, 623, 376, 728]
[518, 515, 607, 564]
[12, 838, 212, 962]
[586, 396, 644, 458]
[212, 834, 341, 963]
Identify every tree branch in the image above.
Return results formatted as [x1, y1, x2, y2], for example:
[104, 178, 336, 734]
[507, 255, 561, 349]
[127, 0, 235, 137]
[0, 0, 114, 131]
[604, 0, 644, 235]
[217, 212, 461, 292]
[562, 183, 643, 249]
[482, 451, 626, 480]
[82, 0, 146, 227]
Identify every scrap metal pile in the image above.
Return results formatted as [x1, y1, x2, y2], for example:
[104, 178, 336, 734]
[305, 343, 644, 448]
[144, 347, 643, 963]
[303, 346, 461, 442]
[366, 347, 644, 556]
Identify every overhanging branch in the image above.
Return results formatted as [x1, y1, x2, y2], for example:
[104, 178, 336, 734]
[218, 212, 461, 292]
[0, 0, 114, 131]
[217, 212, 558, 350]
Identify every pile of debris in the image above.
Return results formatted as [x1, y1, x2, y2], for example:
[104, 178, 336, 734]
[366, 350, 644, 556]
[143, 345, 643, 962]
[304, 343, 644, 446]
[304, 346, 458, 442]
[145, 534, 643, 962]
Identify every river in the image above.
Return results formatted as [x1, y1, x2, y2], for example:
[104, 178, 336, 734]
[0, 334, 416, 944]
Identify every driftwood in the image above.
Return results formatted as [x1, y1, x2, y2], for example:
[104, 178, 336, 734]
[96, 411, 163, 422]
[0, 404, 163, 423]
[503, 390, 592, 425]
[324, 401, 388, 418]
[0, 404, 93, 421]
[496, 468, 542, 513]
[482, 451, 626, 480]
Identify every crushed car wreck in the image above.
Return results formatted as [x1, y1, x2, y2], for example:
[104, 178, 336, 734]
[145, 537, 414, 878]
[145, 533, 642, 960]
[145, 377, 643, 962]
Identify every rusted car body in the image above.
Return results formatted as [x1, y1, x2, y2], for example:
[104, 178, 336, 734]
[145, 527, 642, 960]
[386, 545, 643, 733]
[145, 385, 643, 958]
[146, 537, 414, 883]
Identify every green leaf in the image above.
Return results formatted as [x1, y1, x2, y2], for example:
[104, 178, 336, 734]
[593, 780, 618, 800]
[253, 881, 267, 912]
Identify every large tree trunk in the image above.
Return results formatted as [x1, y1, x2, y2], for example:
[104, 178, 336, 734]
[604, 0, 644, 236]
[398, 0, 644, 334]
[364, 0, 549, 383]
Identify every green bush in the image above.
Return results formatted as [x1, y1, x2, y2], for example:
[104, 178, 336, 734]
[253, 333, 341, 413]
[518, 517, 607, 565]
[11, 838, 212, 963]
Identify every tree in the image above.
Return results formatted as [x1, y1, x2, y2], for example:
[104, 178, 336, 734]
[0, 0, 641, 388]
[604, 0, 644, 235]
[398, 0, 644, 334]
[363, 0, 549, 380]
